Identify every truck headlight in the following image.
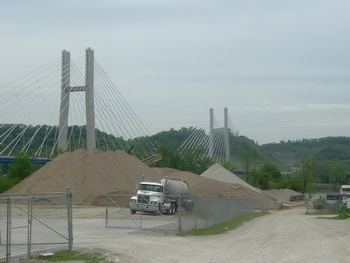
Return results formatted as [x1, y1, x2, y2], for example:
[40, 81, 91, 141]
[150, 201, 159, 205]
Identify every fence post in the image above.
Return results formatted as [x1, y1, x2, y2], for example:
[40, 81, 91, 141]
[66, 187, 73, 252]
[105, 195, 108, 228]
[6, 198, 11, 262]
[27, 196, 33, 258]
[178, 194, 182, 234]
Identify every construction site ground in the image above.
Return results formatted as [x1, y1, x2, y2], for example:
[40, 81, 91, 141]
[66, 204, 350, 263]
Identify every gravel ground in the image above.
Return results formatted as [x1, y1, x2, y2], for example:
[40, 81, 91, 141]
[71, 206, 350, 263]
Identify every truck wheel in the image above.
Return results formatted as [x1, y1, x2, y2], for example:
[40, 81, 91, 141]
[170, 203, 175, 215]
[130, 209, 136, 214]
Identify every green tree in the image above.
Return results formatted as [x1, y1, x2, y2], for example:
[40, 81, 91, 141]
[315, 162, 330, 183]
[258, 163, 282, 190]
[176, 146, 213, 174]
[246, 163, 281, 190]
[297, 157, 316, 194]
[239, 150, 254, 172]
[155, 143, 180, 168]
[0, 175, 17, 193]
[246, 169, 260, 187]
[221, 162, 237, 172]
[328, 166, 347, 185]
[8, 153, 34, 182]
[155, 143, 213, 174]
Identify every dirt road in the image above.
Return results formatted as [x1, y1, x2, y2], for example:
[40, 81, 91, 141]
[73, 207, 350, 263]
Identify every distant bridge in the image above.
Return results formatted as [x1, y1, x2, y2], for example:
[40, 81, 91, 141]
[0, 156, 52, 164]
[176, 107, 236, 163]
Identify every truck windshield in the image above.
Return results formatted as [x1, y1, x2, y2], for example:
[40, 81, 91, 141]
[341, 187, 350, 193]
[140, 184, 163, 192]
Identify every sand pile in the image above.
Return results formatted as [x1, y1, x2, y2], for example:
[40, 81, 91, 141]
[6, 149, 159, 205]
[263, 189, 304, 202]
[201, 163, 261, 193]
[200, 163, 303, 206]
[6, 149, 278, 209]
[153, 167, 278, 209]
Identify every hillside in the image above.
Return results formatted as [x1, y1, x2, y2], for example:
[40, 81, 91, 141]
[0, 125, 281, 175]
[2, 124, 350, 180]
[262, 137, 350, 167]
[153, 128, 284, 172]
[261, 137, 350, 186]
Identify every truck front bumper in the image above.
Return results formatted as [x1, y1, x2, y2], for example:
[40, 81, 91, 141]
[130, 202, 158, 212]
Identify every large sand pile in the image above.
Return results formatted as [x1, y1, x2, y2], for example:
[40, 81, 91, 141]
[6, 149, 159, 205]
[6, 149, 278, 209]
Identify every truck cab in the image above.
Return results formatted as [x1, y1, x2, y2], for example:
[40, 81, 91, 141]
[130, 182, 167, 215]
[129, 178, 193, 215]
[340, 185, 350, 195]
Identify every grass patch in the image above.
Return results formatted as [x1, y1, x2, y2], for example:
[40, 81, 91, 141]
[183, 212, 268, 236]
[334, 208, 350, 220]
[307, 211, 337, 216]
[34, 250, 112, 263]
[308, 208, 350, 220]
[194, 209, 213, 220]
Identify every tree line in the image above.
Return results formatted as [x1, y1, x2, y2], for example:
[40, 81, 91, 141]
[1, 125, 349, 194]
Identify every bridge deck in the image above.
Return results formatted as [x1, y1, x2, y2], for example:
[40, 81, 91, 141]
[0, 156, 52, 164]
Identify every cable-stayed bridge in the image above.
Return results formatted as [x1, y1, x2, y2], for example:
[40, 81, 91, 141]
[0, 48, 159, 163]
[177, 108, 236, 164]
[0, 48, 235, 165]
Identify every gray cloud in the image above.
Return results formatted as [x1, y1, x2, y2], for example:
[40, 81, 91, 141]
[0, 0, 350, 144]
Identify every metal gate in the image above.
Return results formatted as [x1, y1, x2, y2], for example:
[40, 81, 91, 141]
[105, 194, 181, 233]
[0, 188, 73, 262]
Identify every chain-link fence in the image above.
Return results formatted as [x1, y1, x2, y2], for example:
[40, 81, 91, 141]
[0, 188, 73, 262]
[321, 197, 342, 213]
[105, 194, 254, 234]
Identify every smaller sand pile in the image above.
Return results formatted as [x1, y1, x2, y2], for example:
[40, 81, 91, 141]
[153, 166, 278, 209]
[263, 189, 304, 203]
[201, 163, 261, 193]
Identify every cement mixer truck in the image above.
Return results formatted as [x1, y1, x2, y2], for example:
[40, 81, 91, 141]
[129, 178, 194, 215]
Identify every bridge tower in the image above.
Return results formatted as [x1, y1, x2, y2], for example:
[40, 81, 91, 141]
[224, 107, 230, 162]
[58, 48, 96, 151]
[208, 108, 214, 158]
[208, 107, 230, 162]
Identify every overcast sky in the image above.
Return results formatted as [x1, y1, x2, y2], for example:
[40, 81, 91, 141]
[1, 0, 350, 144]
